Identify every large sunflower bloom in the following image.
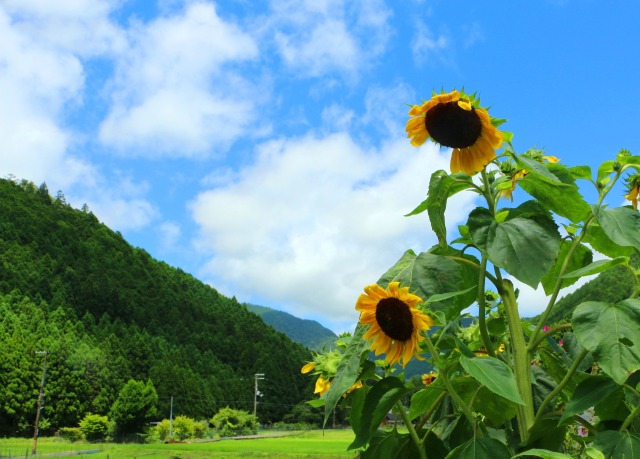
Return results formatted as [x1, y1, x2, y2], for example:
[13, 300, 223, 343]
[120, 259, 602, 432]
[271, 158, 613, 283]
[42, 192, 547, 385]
[355, 282, 434, 367]
[406, 90, 503, 175]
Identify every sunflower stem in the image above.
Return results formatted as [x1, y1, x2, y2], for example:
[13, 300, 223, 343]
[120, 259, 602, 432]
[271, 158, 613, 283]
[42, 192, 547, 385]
[421, 332, 475, 425]
[477, 256, 495, 357]
[528, 216, 592, 354]
[396, 401, 427, 459]
[497, 276, 535, 441]
[534, 348, 588, 424]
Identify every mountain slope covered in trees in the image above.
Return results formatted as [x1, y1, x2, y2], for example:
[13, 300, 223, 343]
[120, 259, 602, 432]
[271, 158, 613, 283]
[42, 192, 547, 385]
[0, 178, 312, 436]
[533, 253, 638, 325]
[245, 304, 338, 350]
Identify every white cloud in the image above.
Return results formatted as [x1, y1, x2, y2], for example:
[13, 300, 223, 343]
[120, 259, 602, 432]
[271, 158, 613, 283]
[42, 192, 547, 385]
[99, 1, 262, 157]
[0, 4, 105, 189]
[267, 0, 392, 78]
[190, 132, 477, 331]
[411, 20, 450, 67]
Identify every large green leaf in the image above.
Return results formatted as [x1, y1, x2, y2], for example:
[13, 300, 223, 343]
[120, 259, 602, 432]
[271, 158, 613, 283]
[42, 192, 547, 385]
[408, 384, 446, 421]
[519, 163, 591, 223]
[377, 250, 477, 320]
[445, 437, 512, 459]
[406, 170, 473, 247]
[323, 324, 369, 427]
[541, 240, 593, 295]
[558, 375, 620, 425]
[451, 376, 518, 425]
[572, 300, 640, 384]
[592, 430, 640, 459]
[467, 201, 561, 288]
[592, 205, 640, 252]
[349, 377, 408, 450]
[459, 355, 524, 405]
[582, 220, 634, 258]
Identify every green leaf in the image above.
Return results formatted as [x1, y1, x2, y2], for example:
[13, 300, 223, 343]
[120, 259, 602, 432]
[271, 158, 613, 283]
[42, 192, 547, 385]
[538, 348, 588, 397]
[378, 250, 477, 320]
[592, 430, 640, 459]
[592, 205, 640, 252]
[445, 437, 512, 459]
[568, 165, 592, 180]
[512, 449, 572, 459]
[561, 256, 629, 279]
[459, 355, 524, 405]
[324, 324, 369, 427]
[541, 240, 593, 295]
[451, 376, 518, 425]
[617, 154, 640, 167]
[583, 447, 605, 459]
[349, 377, 408, 450]
[597, 160, 616, 182]
[519, 163, 591, 223]
[513, 154, 561, 183]
[425, 286, 476, 304]
[582, 220, 634, 258]
[467, 201, 561, 288]
[405, 170, 473, 247]
[572, 300, 640, 384]
[408, 385, 446, 421]
[359, 429, 400, 459]
[558, 375, 620, 424]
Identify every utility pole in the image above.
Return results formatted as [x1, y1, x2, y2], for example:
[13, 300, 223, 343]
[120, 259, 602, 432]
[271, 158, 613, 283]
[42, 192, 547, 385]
[32, 350, 49, 456]
[253, 373, 265, 417]
[169, 396, 173, 437]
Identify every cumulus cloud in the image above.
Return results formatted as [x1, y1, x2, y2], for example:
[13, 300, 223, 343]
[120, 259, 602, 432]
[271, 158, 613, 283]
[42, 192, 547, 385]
[99, 1, 262, 157]
[411, 20, 450, 67]
[190, 132, 478, 331]
[0, 4, 109, 189]
[267, 0, 392, 78]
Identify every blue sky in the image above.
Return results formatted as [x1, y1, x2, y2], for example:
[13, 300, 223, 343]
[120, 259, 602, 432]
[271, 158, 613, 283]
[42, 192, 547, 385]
[1, 0, 639, 333]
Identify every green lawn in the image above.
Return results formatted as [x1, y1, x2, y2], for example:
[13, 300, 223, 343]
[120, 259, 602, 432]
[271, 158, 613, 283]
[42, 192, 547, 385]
[0, 429, 357, 458]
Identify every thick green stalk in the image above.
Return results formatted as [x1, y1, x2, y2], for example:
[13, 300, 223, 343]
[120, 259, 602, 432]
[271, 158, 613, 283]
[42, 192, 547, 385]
[396, 401, 427, 459]
[498, 278, 535, 441]
[477, 257, 495, 357]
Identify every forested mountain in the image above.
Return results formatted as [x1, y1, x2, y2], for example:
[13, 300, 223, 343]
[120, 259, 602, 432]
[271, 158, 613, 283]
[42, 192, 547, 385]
[245, 304, 338, 350]
[0, 178, 312, 436]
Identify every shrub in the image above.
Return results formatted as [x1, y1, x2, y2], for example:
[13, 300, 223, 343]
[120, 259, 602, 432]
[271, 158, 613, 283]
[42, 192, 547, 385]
[79, 413, 110, 442]
[172, 415, 194, 440]
[58, 427, 83, 442]
[210, 407, 258, 437]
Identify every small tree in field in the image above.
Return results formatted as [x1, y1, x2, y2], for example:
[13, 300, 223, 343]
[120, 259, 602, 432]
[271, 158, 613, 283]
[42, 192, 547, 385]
[210, 407, 258, 437]
[79, 413, 109, 441]
[109, 379, 158, 437]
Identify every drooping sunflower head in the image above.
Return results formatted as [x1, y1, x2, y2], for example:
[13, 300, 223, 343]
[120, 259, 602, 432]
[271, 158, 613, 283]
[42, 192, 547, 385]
[406, 90, 504, 176]
[355, 282, 434, 367]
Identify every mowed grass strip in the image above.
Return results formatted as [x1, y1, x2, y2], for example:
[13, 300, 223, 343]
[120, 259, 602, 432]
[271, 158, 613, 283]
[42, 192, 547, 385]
[0, 429, 357, 458]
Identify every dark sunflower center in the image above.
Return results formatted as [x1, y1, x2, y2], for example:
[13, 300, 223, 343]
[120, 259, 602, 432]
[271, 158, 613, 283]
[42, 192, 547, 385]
[375, 298, 414, 342]
[425, 101, 482, 148]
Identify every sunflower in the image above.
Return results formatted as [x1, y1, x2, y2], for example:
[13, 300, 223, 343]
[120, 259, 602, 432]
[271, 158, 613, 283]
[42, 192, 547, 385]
[625, 174, 640, 210]
[421, 372, 438, 386]
[406, 90, 504, 175]
[355, 282, 434, 367]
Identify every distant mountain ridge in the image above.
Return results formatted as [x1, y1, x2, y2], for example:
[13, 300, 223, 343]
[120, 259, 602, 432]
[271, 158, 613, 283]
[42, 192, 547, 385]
[245, 304, 338, 350]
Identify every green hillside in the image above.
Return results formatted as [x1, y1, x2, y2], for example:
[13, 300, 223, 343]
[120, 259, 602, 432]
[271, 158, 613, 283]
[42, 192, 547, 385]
[0, 178, 312, 436]
[245, 304, 337, 350]
[533, 253, 639, 325]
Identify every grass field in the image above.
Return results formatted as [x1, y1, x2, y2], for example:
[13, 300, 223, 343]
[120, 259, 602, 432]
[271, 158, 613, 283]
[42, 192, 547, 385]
[0, 429, 358, 459]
